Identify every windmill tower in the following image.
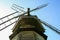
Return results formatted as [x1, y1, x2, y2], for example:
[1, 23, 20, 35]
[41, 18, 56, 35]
[9, 8, 47, 40]
[0, 3, 60, 40]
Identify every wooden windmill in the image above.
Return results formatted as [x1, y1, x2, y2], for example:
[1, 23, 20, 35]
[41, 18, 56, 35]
[0, 3, 60, 40]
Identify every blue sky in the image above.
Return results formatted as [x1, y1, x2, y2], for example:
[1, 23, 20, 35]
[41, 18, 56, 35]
[0, 0, 60, 40]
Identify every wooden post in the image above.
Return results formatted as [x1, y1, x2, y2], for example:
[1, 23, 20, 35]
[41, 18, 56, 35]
[28, 8, 30, 16]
